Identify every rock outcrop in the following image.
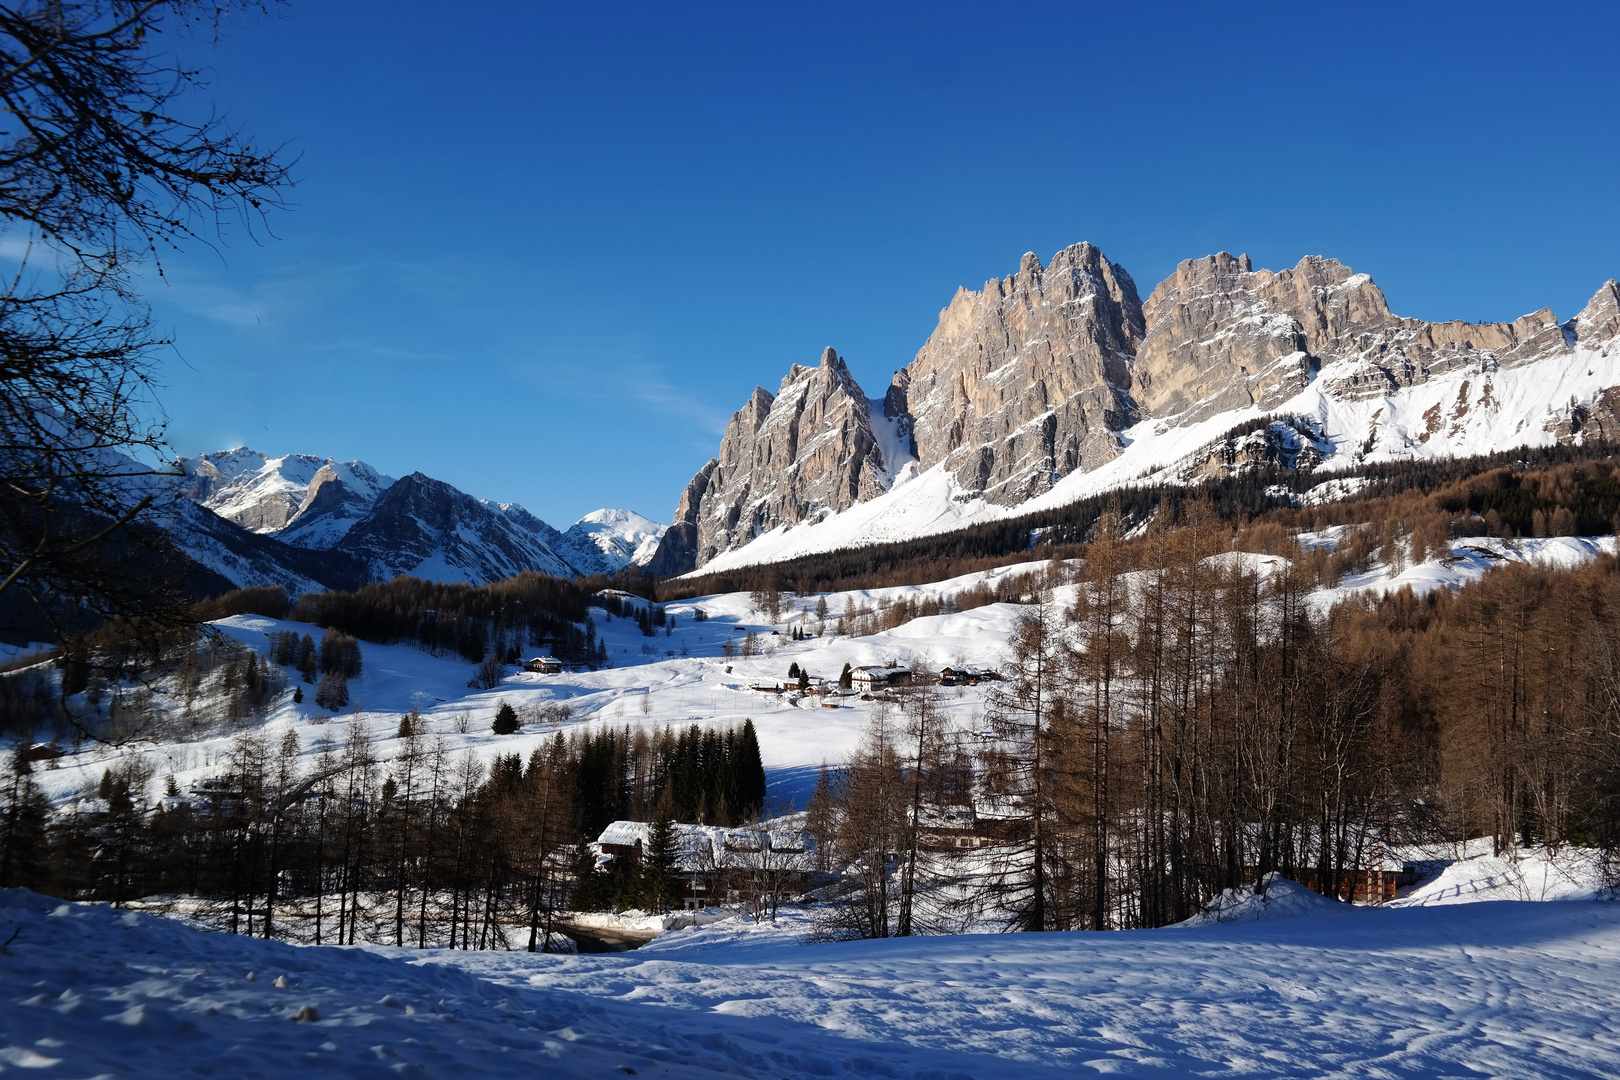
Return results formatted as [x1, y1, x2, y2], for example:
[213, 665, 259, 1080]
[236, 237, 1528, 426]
[1136, 254, 1581, 421]
[652, 348, 888, 573]
[896, 242, 1144, 504]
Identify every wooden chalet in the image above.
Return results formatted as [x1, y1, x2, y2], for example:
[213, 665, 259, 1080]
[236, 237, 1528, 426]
[592, 820, 816, 910]
[940, 666, 1001, 686]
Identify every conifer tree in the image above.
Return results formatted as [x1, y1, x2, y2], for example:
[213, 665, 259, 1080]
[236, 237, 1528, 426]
[642, 803, 681, 914]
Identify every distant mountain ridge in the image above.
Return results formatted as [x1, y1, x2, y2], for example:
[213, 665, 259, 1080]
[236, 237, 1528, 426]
[171, 448, 665, 593]
[652, 244, 1620, 575]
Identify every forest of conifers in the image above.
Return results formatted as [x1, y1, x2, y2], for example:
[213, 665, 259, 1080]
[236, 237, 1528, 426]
[0, 716, 765, 950]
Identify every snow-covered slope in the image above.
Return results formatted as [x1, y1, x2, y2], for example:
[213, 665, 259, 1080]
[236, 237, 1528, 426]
[13, 885, 1612, 1079]
[157, 500, 366, 596]
[180, 449, 394, 540]
[554, 508, 667, 575]
[334, 473, 580, 583]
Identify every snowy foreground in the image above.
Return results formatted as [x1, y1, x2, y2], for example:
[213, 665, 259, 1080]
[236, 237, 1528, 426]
[2, 884, 1618, 1079]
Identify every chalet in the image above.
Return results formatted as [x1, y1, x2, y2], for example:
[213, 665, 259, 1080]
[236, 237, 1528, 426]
[525, 656, 564, 674]
[592, 820, 816, 910]
[916, 805, 993, 851]
[1286, 866, 1421, 904]
[16, 742, 64, 764]
[851, 666, 912, 692]
[940, 666, 1001, 686]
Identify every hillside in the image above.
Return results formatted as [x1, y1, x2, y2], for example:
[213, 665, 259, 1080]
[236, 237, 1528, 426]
[3, 885, 1615, 1079]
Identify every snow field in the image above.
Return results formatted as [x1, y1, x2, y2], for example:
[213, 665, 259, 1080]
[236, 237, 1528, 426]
[6, 885, 1618, 1078]
[29, 563, 1044, 813]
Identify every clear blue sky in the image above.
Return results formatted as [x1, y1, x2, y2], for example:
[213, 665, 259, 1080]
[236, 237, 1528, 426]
[149, 0, 1620, 528]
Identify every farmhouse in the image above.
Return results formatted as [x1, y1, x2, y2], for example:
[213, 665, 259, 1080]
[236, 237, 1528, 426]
[592, 820, 816, 910]
[525, 656, 564, 674]
[851, 666, 912, 692]
[917, 805, 993, 851]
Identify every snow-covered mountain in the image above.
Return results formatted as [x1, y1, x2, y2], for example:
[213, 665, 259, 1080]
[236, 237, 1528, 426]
[171, 447, 665, 592]
[332, 471, 578, 584]
[652, 245, 1620, 575]
[554, 508, 668, 576]
[181, 449, 395, 544]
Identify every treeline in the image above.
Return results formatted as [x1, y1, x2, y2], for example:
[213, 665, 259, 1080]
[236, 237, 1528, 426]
[807, 499, 1620, 938]
[662, 442, 1620, 600]
[288, 572, 605, 667]
[571, 720, 766, 837]
[0, 717, 768, 949]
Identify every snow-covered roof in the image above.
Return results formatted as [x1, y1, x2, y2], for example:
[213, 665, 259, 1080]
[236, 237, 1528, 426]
[593, 820, 816, 873]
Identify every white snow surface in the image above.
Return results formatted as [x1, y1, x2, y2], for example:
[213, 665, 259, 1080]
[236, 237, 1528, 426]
[29, 536, 1620, 817]
[181, 448, 395, 541]
[555, 508, 668, 574]
[1393, 838, 1607, 906]
[1178, 872, 1341, 926]
[693, 340, 1620, 575]
[6, 885, 1620, 1078]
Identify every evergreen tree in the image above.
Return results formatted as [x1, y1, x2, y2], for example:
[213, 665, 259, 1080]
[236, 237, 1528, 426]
[840, 662, 853, 689]
[492, 701, 520, 736]
[734, 720, 767, 820]
[315, 671, 349, 711]
[641, 805, 682, 913]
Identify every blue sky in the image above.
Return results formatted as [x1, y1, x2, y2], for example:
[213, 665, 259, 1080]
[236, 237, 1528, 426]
[148, 1, 1620, 527]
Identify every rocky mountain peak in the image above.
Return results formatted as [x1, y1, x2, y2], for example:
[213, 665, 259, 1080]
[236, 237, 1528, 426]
[898, 240, 1144, 504]
[652, 242, 1620, 577]
[667, 346, 888, 569]
[1573, 280, 1620, 349]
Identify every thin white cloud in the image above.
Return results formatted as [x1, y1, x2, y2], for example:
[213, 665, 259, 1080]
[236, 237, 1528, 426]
[515, 352, 731, 434]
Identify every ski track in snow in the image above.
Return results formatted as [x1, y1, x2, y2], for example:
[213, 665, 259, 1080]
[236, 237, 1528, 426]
[2, 888, 1618, 1078]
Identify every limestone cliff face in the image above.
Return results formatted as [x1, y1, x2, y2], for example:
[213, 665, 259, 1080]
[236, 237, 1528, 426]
[1573, 280, 1620, 349]
[644, 458, 716, 578]
[655, 245, 1620, 575]
[649, 348, 888, 573]
[1136, 254, 1576, 421]
[896, 242, 1144, 504]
